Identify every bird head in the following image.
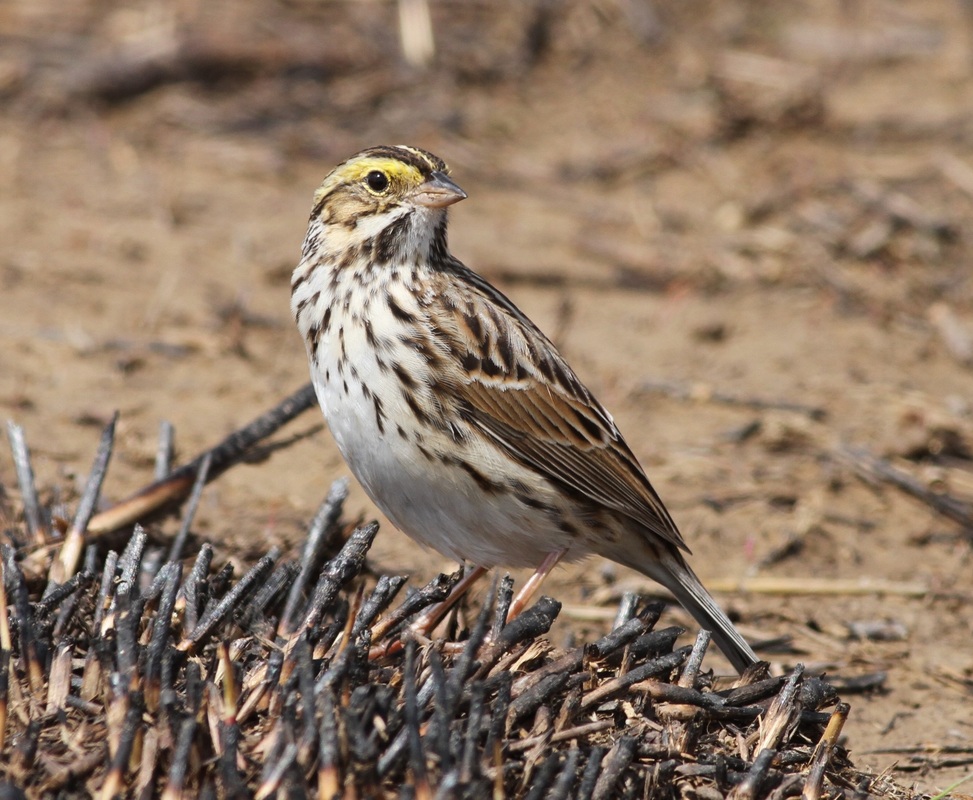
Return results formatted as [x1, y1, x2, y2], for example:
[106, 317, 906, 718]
[302, 145, 467, 268]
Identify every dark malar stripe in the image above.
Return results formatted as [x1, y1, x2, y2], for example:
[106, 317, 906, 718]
[375, 215, 411, 263]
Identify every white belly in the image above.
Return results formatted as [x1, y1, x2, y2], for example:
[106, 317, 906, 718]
[309, 340, 577, 568]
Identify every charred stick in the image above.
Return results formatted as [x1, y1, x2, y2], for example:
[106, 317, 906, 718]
[181, 543, 213, 633]
[637, 679, 726, 709]
[368, 570, 461, 650]
[52, 587, 82, 643]
[178, 551, 278, 652]
[638, 379, 827, 421]
[423, 647, 452, 772]
[218, 642, 246, 800]
[34, 570, 90, 616]
[351, 574, 407, 638]
[159, 645, 180, 723]
[403, 640, 431, 798]
[255, 742, 298, 800]
[491, 574, 515, 641]
[476, 596, 561, 673]
[47, 412, 117, 593]
[592, 735, 637, 800]
[678, 629, 712, 688]
[5, 422, 45, 545]
[144, 559, 175, 603]
[512, 617, 649, 699]
[625, 625, 685, 662]
[459, 680, 487, 783]
[81, 549, 119, 701]
[548, 748, 582, 800]
[0, 646, 8, 753]
[729, 747, 777, 800]
[580, 648, 690, 712]
[298, 522, 378, 636]
[3, 547, 43, 696]
[98, 704, 142, 800]
[183, 658, 204, 720]
[484, 671, 512, 757]
[756, 665, 805, 753]
[445, 587, 494, 710]
[375, 647, 454, 779]
[508, 671, 580, 728]
[161, 716, 198, 800]
[154, 420, 175, 481]
[202, 562, 235, 617]
[720, 676, 788, 707]
[799, 676, 838, 709]
[317, 684, 340, 799]
[839, 444, 973, 529]
[636, 599, 666, 628]
[551, 719, 617, 745]
[278, 478, 349, 638]
[145, 562, 181, 710]
[577, 746, 607, 800]
[241, 560, 299, 631]
[612, 591, 640, 631]
[590, 616, 649, 660]
[115, 582, 144, 694]
[168, 452, 211, 563]
[118, 523, 147, 593]
[87, 383, 317, 537]
[294, 635, 317, 765]
[401, 566, 487, 647]
[94, 550, 119, 630]
[524, 751, 563, 800]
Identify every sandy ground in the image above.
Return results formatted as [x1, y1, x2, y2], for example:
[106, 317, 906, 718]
[2, 0, 973, 794]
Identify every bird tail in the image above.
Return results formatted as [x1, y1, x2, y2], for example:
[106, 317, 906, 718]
[632, 550, 759, 674]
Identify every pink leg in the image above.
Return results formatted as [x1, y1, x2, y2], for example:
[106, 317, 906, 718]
[370, 565, 488, 659]
[505, 549, 566, 623]
[411, 565, 488, 636]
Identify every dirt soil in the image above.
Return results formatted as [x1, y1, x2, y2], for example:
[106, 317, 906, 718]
[2, 0, 973, 794]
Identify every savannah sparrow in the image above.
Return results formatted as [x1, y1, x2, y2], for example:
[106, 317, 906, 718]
[291, 145, 758, 672]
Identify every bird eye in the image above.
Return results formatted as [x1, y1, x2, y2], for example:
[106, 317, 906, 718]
[365, 170, 390, 193]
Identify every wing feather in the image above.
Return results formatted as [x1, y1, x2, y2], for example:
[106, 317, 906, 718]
[431, 265, 689, 553]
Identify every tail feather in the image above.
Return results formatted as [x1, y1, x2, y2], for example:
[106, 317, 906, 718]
[635, 551, 758, 674]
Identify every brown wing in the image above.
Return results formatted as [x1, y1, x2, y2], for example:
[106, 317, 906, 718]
[430, 264, 690, 554]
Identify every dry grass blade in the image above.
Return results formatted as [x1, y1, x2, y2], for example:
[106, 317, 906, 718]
[802, 702, 850, 800]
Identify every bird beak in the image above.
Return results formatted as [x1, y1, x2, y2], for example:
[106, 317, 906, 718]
[413, 171, 467, 208]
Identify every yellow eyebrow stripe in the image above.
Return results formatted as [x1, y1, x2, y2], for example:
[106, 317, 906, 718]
[344, 157, 424, 185]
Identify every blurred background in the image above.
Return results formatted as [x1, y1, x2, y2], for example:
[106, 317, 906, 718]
[2, 0, 973, 791]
